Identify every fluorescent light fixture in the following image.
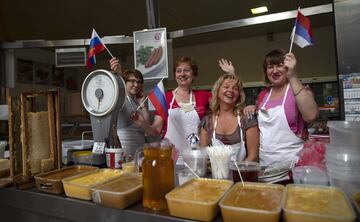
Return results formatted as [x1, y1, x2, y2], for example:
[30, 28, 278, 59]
[251, 6, 268, 14]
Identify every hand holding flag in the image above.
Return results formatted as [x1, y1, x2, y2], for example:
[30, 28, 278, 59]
[86, 28, 114, 69]
[289, 9, 314, 52]
[135, 78, 168, 121]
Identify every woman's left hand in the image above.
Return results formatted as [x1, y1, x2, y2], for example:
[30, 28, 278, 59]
[284, 53, 297, 80]
[218, 58, 235, 75]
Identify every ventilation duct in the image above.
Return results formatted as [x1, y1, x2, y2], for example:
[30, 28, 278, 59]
[55, 48, 86, 67]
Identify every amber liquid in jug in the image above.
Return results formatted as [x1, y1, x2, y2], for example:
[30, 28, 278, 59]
[142, 141, 175, 211]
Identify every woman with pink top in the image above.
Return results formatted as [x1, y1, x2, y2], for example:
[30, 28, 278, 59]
[253, 49, 318, 166]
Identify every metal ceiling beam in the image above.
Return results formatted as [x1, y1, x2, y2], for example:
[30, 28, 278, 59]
[169, 4, 333, 38]
[0, 4, 332, 49]
[146, 0, 160, 29]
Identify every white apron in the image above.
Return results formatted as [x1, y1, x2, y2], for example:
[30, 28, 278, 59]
[212, 115, 247, 162]
[258, 84, 304, 167]
[117, 96, 145, 161]
[164, 89, 201, 164]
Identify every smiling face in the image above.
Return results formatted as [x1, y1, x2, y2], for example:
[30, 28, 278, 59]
[210, 74, 246, 114]
[121, 69, 144, 97]
[265, 63, 288, 86]
[218, 79, 240, 106]
[125, 74, 142, 96]
[262, 49, 289, 87]
[175, 62, 195, 87]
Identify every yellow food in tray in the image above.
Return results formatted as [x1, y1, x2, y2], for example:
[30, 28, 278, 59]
[92, 173, 142, 209]
[222, 183, 283, 211]
[283, 185, 356, 222]
[166, 178, 233, 221]
[168, 179, 231, 202]
[62, 169, 122, 200]
[219, 182, 284, 222]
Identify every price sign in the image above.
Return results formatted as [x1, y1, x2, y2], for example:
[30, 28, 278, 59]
[92, 142, 105, 154]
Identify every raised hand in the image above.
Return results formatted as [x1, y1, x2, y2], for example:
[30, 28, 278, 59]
[283, 53, 297, 80]
[109, 57, 122, 75]
[218, 58, 235, 75]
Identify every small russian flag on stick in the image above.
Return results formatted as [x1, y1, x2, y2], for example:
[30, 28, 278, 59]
[289, 8, 314, 53]
[148, 79, 168, 121]
[137, 78, 168, 121]
[86, 28, 114, 69]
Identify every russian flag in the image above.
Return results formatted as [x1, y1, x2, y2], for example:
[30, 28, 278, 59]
[291, 10, 314, 48]
[86, 29, 105, 69]
[149, 80, 168, 121]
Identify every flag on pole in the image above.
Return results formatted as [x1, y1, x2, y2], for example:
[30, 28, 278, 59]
[149, 80, 168, 121]
[290, 10, 314, 49]
[86, 29, 105, 69]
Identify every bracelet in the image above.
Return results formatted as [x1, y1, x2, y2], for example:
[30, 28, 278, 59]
[294, 86, 305, 96]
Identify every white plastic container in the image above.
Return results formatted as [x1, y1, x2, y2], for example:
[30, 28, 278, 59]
[182, 149, 208, 177]
[176, 169, 196, 186]
[292, 166, 329, 186]
[327, 121, 360, 148]
[328, 170, 360, 196]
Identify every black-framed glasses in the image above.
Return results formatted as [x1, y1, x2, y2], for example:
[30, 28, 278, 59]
[126, 79, 142, 85]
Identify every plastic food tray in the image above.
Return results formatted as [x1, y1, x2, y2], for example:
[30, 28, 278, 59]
[219, 182, 284, 222]
[34, 165, 98, 194]
[283, 184, 356, 222]
[91, 173, 142, 209]
[62, 169, 122, 200]
[165, 178, 233, 222]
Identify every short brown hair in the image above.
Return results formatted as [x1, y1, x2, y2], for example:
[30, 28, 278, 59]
[210, 74, 246, 116]
[174, 56, 198, 76]
[121, 69, 144, 84]
[262, 49, 286, 84]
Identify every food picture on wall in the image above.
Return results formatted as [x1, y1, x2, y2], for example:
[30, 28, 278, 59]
[34, 62, 51, 85]
[65, 69, 78, 90]
[17, 59, 34, 84]
[52, 66, 65, 87]
[134, 28, 168, 79]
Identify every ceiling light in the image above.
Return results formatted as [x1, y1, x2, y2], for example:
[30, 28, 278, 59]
[251, 6, 268, 15]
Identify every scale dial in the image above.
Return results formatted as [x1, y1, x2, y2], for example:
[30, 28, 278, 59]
[81, 69, 125, 117]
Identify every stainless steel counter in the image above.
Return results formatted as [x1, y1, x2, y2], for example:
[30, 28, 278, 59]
[0, 187, 223, 222]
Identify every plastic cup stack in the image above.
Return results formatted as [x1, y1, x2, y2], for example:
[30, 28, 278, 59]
[326, 121, 360, 196]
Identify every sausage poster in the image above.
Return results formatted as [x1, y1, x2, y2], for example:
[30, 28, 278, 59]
[133, 28, 168, 80]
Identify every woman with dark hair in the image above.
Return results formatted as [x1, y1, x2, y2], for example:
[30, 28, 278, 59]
[199, 74, 259, 162]
[109, 58, 150, 160]
[256, 49, 318, 166]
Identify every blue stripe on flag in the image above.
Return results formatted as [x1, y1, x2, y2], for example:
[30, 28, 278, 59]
[295, 23, 314, 44]
[153, 86, 168, 114]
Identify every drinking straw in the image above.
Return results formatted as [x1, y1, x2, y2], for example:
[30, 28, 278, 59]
[233, 160, 244, 186]
[183, 162, 200, 179]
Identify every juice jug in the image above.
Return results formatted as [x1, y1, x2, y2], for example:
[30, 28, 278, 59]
[141, 140, 175, 211]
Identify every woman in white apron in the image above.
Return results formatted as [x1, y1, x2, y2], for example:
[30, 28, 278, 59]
[131, 57, 212, 164]
[255, 50, 318, 167]
[199, 74, 259, 162]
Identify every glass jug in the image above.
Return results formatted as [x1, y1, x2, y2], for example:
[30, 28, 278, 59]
[139, 140, 175, 211]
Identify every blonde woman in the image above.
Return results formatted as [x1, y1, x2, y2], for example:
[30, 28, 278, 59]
[199, 74, 259, 162]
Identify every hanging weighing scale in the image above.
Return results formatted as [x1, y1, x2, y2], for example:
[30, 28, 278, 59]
[81, 69, 126, 148]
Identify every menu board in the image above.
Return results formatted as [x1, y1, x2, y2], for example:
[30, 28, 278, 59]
[133, 28, 168, 80]
[340, 72, 360, 121]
